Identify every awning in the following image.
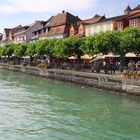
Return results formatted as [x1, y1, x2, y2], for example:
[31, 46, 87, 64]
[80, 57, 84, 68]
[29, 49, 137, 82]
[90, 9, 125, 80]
[81, 54, 93, 59]
[68, 56, 77, 60]
[125, 53, 140, 57]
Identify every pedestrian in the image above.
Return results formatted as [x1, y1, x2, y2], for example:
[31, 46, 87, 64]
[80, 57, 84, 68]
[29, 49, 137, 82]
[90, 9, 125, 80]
[136, 61, 140, 71]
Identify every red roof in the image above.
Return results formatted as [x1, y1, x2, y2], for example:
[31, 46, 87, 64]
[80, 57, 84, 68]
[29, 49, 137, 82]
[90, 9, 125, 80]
[47, 26, 66, 36]
[116, 12, 140, 21]
[127, 12, 140, 19]
[81, 15, 105, 25]
[49, 11, 81, 27]
[132, 5, 140, 11]
[46, 11, 81, 36]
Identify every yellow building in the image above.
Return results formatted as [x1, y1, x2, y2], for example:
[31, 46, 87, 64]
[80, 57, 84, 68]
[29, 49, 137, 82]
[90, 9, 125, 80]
[85, 15, 126, 36]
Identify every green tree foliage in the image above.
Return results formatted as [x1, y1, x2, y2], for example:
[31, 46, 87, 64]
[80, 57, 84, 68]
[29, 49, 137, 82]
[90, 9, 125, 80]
[35, 39, 49, 57]
[0, 47, 2, 57]
[93, 31, 120, 55]
[83, 36, 96, 55]
[120, 27, 140, 56]
[26, 42, 37, 57]
[0, 27, 139, 69]
[64, 36, 84, 62]
[0, 43, 15, 58]
[53, 39, 66, 58]
[14, 43, 27, 58]
[46, 39, 56, 56]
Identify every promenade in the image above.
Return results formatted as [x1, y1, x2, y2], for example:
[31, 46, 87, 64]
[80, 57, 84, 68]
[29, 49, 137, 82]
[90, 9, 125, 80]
[0, 63, 140, 96]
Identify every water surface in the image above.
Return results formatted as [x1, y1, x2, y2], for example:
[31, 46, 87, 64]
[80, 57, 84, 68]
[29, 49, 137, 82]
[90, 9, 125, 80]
[0, 69, 140, 140]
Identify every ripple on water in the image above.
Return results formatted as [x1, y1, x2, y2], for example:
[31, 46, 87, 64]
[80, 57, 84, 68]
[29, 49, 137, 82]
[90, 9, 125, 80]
[0, 69, 140, 140]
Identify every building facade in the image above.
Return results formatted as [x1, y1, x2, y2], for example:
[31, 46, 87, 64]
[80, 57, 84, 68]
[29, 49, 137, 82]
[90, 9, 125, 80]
[13, 21, 43, 43]
[116, 5, 140, 30]
[85, 5, 140, 36]
[70, 14, 105, 37]
[0, 5, 140, 45]
[31, 11, 81, 40]
[85, 15, 127, 36]
[0, 25, 22, 45]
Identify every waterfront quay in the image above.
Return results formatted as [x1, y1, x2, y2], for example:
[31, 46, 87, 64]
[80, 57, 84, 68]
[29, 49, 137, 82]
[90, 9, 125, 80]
[0, 63, 140, 96]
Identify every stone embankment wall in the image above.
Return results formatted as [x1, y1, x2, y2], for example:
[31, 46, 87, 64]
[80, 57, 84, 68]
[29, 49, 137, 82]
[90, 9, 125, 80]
[0, 64, 140, 95]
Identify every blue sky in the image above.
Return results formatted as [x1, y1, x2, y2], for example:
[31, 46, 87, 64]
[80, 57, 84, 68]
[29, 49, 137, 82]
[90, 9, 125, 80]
[0, 0, 139, 32]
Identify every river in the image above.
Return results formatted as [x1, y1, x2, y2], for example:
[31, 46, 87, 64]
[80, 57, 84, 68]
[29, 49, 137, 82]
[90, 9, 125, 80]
[0, 69, 140, 140]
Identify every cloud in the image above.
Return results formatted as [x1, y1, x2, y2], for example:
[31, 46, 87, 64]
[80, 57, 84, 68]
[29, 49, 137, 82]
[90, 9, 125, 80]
[0, 0, 98, 14]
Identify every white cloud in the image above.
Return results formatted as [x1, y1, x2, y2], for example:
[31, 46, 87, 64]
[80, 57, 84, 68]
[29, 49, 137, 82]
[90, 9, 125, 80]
[0, 0, 98, 14]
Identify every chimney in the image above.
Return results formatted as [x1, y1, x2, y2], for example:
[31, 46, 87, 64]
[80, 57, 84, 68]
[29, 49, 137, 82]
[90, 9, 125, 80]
[62, 10, 65, 13]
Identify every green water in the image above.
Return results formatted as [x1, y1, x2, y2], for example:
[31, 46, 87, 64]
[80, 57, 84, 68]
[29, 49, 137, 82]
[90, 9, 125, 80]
[0, 69, 140, 140]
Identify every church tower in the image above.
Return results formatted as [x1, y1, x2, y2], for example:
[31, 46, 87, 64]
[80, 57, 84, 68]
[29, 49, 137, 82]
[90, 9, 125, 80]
[124, 5, 131, 15]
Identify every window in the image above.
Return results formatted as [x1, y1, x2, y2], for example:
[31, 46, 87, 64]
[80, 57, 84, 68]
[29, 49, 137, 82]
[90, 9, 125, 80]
[43, 29, 46, 33]
[100, 24, 103, 32]
[106, 23, 111, 31]
[129, 18, 139, 27]
[94, 26, 97, 33]
[19, 37, 24, 41]
[79, 29, 83, 35]
[117, 21, 123, 30]
[70, 31, 74, 36]
[86, 27, 91, 36]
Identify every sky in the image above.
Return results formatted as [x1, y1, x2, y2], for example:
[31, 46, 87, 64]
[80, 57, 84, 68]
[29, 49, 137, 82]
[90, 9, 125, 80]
[0, 0, 139, 32]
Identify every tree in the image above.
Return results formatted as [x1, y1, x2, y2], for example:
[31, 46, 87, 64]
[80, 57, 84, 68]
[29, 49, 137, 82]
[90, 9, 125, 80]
[63, 36, 84, 63]
[93, 31, 121, 55]
[82, 36, 96, 55]
[35, 39, 49, 58]
[53, 39, 67, 58]
[45, 38, 57, 63]
[117, 27, 140, 71]
[14, 43, 27, 58]
[26, 42, 37, 65]
[120, 27, 140, 56]
[0, 43, 15, 59]
[0, 47, 2, 58]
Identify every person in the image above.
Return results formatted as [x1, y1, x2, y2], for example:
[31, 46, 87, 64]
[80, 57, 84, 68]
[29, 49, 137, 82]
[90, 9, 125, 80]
[109, 58, 116, 74]
[132, 61, 136, 71]
[128, 60, 133, 70]
[136, 61, 140, 71]
[103, 59, 109, 74]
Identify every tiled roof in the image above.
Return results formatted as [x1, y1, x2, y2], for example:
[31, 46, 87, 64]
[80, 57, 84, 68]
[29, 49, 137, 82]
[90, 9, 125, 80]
[45, 11, 81, 36]
[13, 22, 38, 36]
[113, 15, 129, 21]
[81, 15, 105, 25]
[48, 11, 81, 27]
[13, 30, 26, 36]
[99, 15, 127, 22]
[116, 12, 140, 21]
[132, 5, 140, 11]
[4, 28, 11, 36]
[127, 12, 140, 19]
[47, 25, 66, 36]
[11, 25, 22, 34]
[124, 5, 131, 12]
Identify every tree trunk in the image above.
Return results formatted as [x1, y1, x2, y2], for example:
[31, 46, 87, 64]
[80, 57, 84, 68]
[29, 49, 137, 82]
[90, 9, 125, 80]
[30, 56, 33, 66]
[119, 55, 125, 72]
[76, 55, 81, 70]
[18, 57, 21, 65]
